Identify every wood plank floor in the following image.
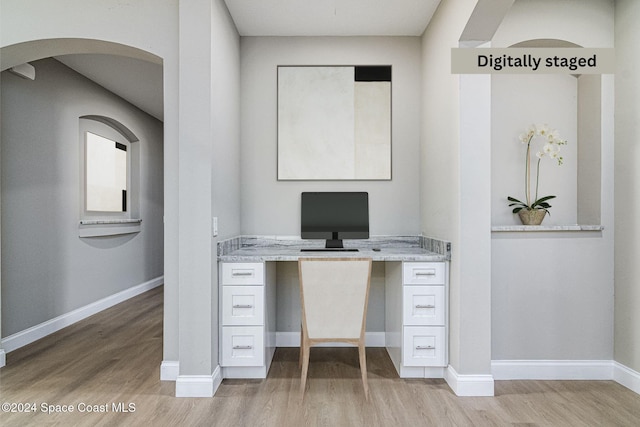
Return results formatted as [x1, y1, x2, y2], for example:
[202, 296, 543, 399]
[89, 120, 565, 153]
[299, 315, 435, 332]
[1, 286, 640, 426]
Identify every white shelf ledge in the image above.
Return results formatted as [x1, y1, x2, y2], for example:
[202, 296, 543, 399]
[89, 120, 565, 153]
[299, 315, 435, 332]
[491, 224, 604, 232]
[79, 219, 142, 237]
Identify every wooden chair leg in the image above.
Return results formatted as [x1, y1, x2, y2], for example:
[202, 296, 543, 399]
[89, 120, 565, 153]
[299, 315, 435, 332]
[358, 342, 369, 400]
[300, 339, 310, 400]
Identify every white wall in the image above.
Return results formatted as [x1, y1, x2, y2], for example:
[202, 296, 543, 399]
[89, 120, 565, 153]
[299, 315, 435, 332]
[614, 0, 640, 374]
[239, 37, 422, 237]
[490, 0, 615, 363]
[1, 58, 163, 336]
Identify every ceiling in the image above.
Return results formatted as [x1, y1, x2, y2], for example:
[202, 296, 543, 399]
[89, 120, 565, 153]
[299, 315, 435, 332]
[224, 0, 441, 36]
[56, 54, 164, 121]
[52, 0, 441, 122]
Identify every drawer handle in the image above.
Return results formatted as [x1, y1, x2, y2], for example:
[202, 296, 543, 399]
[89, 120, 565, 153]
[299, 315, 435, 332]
[233, 345, 253, 350]
[232, 271, 254, 277]
[415, 304, 435, 309]
[416, 345, 435, 350]
[415, 269, 436, 276]
[232, 304, 253, 309]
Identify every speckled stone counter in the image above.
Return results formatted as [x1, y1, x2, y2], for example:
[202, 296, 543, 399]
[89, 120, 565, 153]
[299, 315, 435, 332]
[218, 235, 450, 262]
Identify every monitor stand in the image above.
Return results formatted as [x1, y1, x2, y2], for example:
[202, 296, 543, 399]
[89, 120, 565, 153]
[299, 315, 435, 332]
[325, 233, 343, 249]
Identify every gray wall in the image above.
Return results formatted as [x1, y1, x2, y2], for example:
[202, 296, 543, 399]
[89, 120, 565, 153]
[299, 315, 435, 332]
[615, 0, 640, 374]
[239, 37, 422, 237]
[1, 58, 164, 337]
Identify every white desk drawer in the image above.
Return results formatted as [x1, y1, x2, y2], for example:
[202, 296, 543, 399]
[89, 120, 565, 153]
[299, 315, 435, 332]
[222, 263, 264, 285]
[221, 326, 264, 366]
[403, 286, 445, 326]
[222, 286, 264, 326]
[403, 326, 445, 367]
[403, 262, 445, 285]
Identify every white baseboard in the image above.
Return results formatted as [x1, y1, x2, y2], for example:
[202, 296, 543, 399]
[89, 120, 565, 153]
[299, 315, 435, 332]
[0, 349, 5, 368]
[212, 365, 223, 395]
[491, 360, 614, 380]
[0, 276, 164, 353]
[445, 365, 495, 397]
[614, 361, 640, 395]
[276, 331, 386, 347]
[175, 366, 222, 398]
[161, 360, 180, 381]
[491, 359, 640, 397]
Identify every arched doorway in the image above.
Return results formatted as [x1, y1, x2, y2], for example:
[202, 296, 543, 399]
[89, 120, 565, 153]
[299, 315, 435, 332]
[0, 39, 165, 367]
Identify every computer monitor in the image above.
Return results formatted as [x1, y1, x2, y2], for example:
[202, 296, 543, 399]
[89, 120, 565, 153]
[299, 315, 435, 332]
[301, 192, 369, 249]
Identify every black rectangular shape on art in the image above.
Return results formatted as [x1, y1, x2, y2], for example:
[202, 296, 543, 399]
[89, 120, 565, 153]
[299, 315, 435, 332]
[354, 66, 391, 82]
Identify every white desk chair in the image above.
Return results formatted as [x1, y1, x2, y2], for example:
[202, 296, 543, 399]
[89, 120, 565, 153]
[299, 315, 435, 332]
[298, 257, 372, 400]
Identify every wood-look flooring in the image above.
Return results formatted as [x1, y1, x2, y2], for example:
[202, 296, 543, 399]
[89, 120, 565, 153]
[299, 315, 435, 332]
[1, 286, 640, 426]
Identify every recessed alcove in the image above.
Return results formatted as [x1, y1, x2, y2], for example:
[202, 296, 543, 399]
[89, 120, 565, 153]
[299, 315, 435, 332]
[491, 39, 604, 231]
[78, 115, 142, 237]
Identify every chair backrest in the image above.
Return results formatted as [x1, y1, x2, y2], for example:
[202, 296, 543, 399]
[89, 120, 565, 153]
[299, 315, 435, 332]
[298, 258, 372, 340]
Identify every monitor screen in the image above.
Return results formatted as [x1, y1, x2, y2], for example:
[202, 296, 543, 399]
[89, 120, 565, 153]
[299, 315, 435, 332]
[301, 192, 369, 248]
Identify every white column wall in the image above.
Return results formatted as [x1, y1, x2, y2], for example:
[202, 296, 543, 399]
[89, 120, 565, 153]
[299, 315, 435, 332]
[177, 0, 214, 381]
[421, 0, 492, 394]
[458, 70, 493, 381]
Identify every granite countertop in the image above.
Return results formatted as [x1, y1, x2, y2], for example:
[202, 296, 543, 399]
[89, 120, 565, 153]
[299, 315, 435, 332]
[218, 236, 448, 262]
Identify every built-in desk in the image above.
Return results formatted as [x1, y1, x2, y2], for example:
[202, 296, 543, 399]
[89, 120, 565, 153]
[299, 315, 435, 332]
[217, 236, 450, 379]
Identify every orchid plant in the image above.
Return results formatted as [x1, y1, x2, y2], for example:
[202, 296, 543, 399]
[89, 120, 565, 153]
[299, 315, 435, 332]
[508, 124, 567, 215]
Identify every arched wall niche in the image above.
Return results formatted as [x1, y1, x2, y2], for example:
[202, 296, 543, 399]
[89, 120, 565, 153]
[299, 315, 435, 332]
[491, 37, 603, 226]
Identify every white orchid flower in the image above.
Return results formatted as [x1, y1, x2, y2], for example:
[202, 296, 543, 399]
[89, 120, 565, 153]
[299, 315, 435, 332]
[536, 123, 550, 137]
[547, 129, 560, 141]
[508, 124, 567, 216]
